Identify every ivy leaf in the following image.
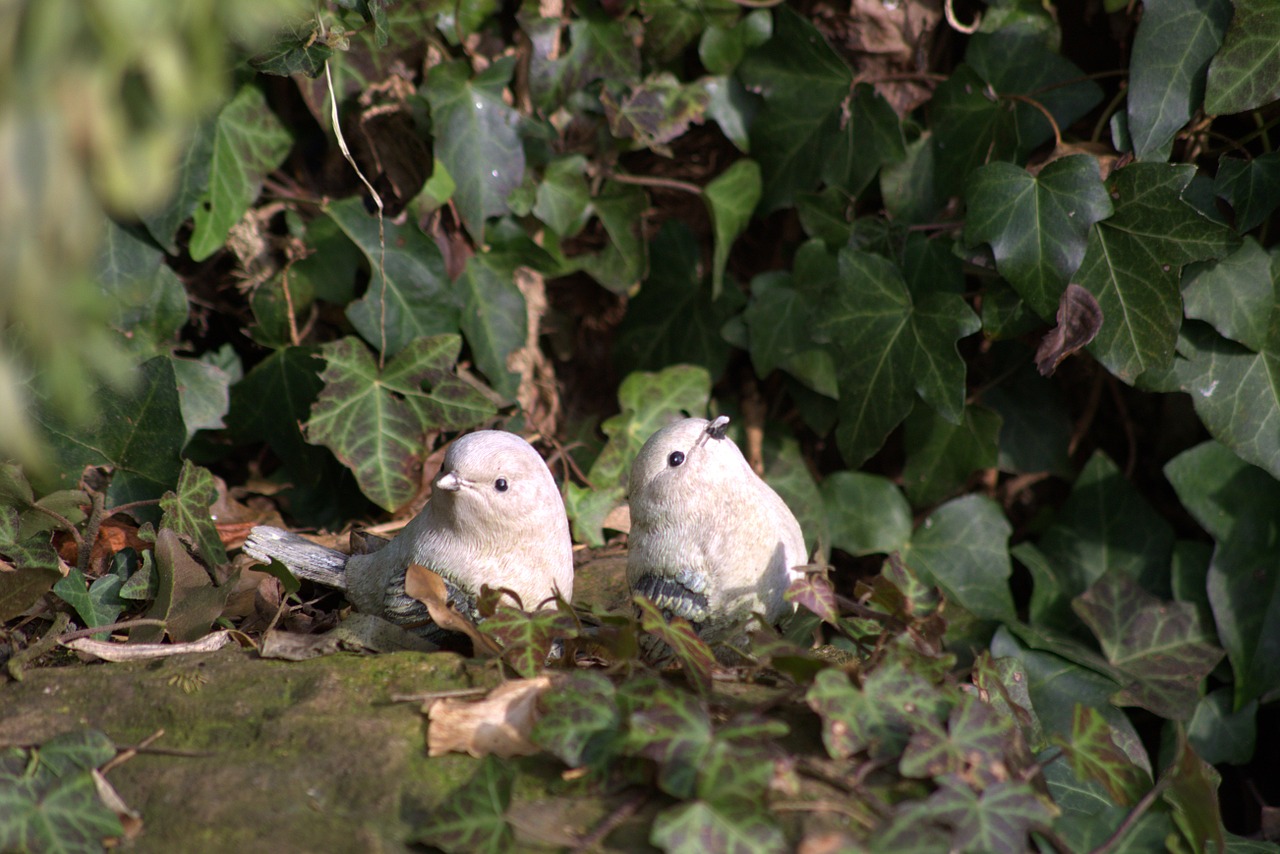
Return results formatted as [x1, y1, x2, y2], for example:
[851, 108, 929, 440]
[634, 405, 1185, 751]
[1188, 688, 1257, 765]
[532, 155, 591, 238]
[307, 336, 496, 512]
[982, 356, 1073, 477]
[96, 222, 188, 356]
[0, 732, 123, 854]
[1182, 238, 1275, 351]
[819, 248, 981, 466]
[900, 693, 1021, 786]
[566, 365, 711, 546]
[531, 672, 621, 769]
[614, 222, 744, 380]
[1162, 726, 1225, 854]
[1214, 152, 1280, 232]
[478, 606, 578, 679]
[189, 83, 293, 262]
[33, 355, 185, 510]
[140, 120, 216, 254]
[640, 0, 738, 63]
[250, 27, 333, 77]
[823, 83, 906, 197]
[627, 686, 714, 798]
[762, 431, 827, 560]
[930, 66, 1019, 198]
[703, 159, 761, 298]
[740, 243, 840, 397]
[806, 663, 953, 761]
[1127, 0, 1232, 159]
[901, 404, 1001, 508]
[900, 495, 1016, 622]
[965, 29, 1102, 161]
[159, 460, 228, 568]
[1072, 573, 1225, 719]
[523, 12, 640, 111]
[227, 346, 366, 528]
[922, 776, 1058, 854]
[604, 72, 709, 148]
[965, 157, 1114, 318]
[580, 182, 649, 293]
[784, 574, 839, 625]
[737, 6, 852, 212]
[635, 596, 716, 697]
[1035, 451, 1175, 627]
[425, 58, 525, 243]
[327, 197, 459, 359]
[139, 527, 233, 644]
[1169, 322, 1280, 479]
[1165, 440, 1280, 708]
[412, 756, 514, 854]
[51, 568, 126, 641]
[456, 250, 527, 400]
[171, 355, 234, 438]
[820, 471, 913, 557]
[1075, 162, 1239, 381]
[1055, 704, 1151, 806]
[650, 801, 786, 854]
[1205, 0, 1280, 115]
[700, 9, 771, 74]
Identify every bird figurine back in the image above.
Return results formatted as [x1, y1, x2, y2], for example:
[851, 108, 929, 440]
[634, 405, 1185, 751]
[626, 416, 807, 652]
[243, 430, 574, 642]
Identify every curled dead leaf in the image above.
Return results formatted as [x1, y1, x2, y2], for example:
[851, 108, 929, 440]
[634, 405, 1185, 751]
[426, 676, 552, 758]
[1035, 284, 1103, 376]
[404, 563, 502, 656]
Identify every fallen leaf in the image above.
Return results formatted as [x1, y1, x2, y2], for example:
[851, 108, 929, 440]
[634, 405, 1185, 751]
[405, 563, 502, 656]
[1035, 283, 1103, 376]
[427, 676, 552, 758]
[63, 630, 235, 661]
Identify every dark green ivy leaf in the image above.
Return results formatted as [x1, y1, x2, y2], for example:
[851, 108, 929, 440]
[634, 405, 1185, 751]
[307, 336, 496, 512]
[412, 755, 514, 854]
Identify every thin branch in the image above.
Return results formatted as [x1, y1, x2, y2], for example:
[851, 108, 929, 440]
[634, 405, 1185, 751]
[1088, 776, 1171, 854]
[24, 503, 84, 550]
[604, 172, 703, 196]
[1003, 93, 1063, 149]
[103, 498, 162, 519]
[318, 11, 387, 369]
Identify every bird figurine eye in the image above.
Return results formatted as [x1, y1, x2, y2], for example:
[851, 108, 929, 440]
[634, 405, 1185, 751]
[494, 478, 509, 492]
[667, 451, 685, 467]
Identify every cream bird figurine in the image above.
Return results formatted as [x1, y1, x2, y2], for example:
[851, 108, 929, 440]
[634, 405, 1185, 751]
[243, 431, 574, 641]
[626, 416, 807, 648]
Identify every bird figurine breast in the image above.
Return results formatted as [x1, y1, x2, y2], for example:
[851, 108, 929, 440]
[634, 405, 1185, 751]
[244, 430, 573, 642]
[626, 416, 807, 646]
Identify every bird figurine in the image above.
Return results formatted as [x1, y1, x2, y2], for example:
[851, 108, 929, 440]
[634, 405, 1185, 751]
[626, 416, 807, 652]
[243, 430, 574, 642]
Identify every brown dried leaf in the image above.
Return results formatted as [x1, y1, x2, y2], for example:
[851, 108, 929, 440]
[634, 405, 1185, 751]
[1035, 283, 1103, 376]
[405, 563, 502, 655]
[427, 676, 552, 758]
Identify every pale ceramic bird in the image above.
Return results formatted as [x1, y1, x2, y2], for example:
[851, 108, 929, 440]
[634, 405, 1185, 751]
[243, 431, 574, 642]
[627, 416, 807, 648]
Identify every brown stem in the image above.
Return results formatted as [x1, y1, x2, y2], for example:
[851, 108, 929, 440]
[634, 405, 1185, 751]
[604, 172, 703, 196]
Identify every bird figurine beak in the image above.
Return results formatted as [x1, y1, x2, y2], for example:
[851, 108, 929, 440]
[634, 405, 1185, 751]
[706, 415, 730, 439]
[435, 471, 464, 492]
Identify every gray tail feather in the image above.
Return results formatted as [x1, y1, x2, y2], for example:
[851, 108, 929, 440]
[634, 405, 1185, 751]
[243, 526, 350, 590]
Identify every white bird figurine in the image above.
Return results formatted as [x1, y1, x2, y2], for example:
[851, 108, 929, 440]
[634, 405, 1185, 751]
[626, 416, 807, 648]
[243, 430, 574, 641]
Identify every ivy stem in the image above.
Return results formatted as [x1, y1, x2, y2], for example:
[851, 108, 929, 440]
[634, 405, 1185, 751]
[76, 492, 106, 575]
[24, 503, 84, 551]
[604, 171, 703, 196]
[1003, 93, 1063, 149]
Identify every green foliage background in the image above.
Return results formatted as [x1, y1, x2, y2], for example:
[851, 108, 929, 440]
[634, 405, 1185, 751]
[3, 0, 1280, 850]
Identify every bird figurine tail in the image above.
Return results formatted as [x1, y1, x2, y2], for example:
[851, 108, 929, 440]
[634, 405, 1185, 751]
[243, 526, 352, 590]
